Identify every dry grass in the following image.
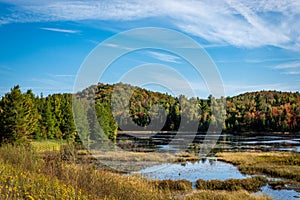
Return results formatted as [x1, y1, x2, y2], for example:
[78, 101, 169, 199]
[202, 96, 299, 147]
[90, 150, 177, 172]
[0, 161, 95, 200]
[92, 150, 176, 162]
[175, 152, 200, 162]
[151, 179, 192, 191]
[216, 152, 300, 182]
[185, 190, 272, 200]
[196, 177, 268, 192]
[0, 144, 273, 200]
[30, 140, 65, 152]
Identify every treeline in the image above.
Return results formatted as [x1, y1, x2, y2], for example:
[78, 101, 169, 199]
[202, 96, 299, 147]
[226, 91, 300, 132]
[0, 83, 299, 144]
[0, 86, 76, 143]
[89, 83, 300, 133]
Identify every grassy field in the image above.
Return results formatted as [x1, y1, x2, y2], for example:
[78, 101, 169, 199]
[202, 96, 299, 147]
[196, 176, 268, 192]
[0, 142, 272, 200]
[30, 139, 66, 152]
[216, 151, 300, 182]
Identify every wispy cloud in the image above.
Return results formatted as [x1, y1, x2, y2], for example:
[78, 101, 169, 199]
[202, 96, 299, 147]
[1, 0, 300, 50]
[282, 71, 300, 75]
[31, 78, 62, 87]
[148, 51, 181, 63]
[273, 61, 300, 75]
[0, 65, 14, 74]
[103, 43, 133, 51]
[273, 62, 300, 69]
[31, 73, 75, 88]
[0, 65, 13, 71]
[40, 27, 79, 33]
[245, 58, 300, 64]
[49, 74, 75, 78]
[224, 82, 298, 96]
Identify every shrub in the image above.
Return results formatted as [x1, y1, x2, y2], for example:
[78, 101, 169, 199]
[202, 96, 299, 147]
[196, 176, 268, 192]
[151, 179, 192, 191]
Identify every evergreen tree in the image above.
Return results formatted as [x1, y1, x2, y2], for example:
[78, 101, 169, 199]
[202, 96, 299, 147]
[0, 86, 39, 143]
[73, 98, 90, 146]
[43, 98, 57, 139]
[60, 94, 76, 139]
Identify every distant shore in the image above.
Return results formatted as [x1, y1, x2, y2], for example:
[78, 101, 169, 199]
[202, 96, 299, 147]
[118, 130, 300, 135]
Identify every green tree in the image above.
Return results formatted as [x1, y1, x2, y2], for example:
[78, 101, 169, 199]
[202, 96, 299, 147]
[73, 98, 90, 146]
[95, 102, 118, 142]
[0, 86, 40, 143]
[60, 94, 76, 139]
[43, 98, 58, 139]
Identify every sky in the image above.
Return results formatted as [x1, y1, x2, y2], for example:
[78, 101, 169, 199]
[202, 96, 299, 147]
[0, 0, 300, 98]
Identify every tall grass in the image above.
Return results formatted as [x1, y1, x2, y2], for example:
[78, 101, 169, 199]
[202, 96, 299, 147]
[185, 190, 272, 200]
[196, 176, 268, 192]
[30, 139, 65, 152]
[0, 144, 173, 200]
[0, 144, 40, 172]
[216, 152, 300, 182]
[0, 161, 95, 200]
[0, 144, 272, 200]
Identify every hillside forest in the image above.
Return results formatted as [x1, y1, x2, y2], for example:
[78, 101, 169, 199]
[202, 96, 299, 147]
[0, 83, 299, 144]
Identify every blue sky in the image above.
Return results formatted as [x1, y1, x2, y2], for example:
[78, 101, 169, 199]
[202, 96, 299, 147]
[0, 0, 300, 98]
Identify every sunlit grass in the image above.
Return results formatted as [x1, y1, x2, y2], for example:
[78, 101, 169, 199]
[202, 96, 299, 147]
[92, 150, 176, 162]
[185, 190, 272, 200]
[196, 176, 268, 192]
[216, 152, 300, 182]
[0, 161, 94, 200]
[30, 139, 66, 152]
[0, 144, 273, 200]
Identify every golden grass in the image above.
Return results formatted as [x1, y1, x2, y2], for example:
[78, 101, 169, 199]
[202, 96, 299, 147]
[0, 144, 273, 200]
[90, 150, 177, 171]
[151, 179, 193, 191]
[175, 152, 200, 162]
[185, 190, 272, 200]
[30, 140, 65, 152]
[196, 177, 268, 192]
[216, 152, 300, 182]
[0, 160, 95, 199]
[92, 150, 176, 162]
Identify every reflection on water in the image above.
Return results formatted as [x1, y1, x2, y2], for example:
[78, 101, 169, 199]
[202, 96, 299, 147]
[256, 185, 300, 200]
[117, 133, 300, 153]
[160, 134, 300, 153]
[136, 159, 249, 187]
[123, 133, 300, 199]
[212, 134, 300, 153]
[136, 159, 300, 199]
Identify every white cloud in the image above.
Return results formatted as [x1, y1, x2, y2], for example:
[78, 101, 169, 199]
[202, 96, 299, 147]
[40, 27, 79, 33]
[224, 82, 298, 96]
[1, 0, 300, 50]
[273, 62, 300, 69]
[148, 51, 181, 63]
[282, 71, 300, 75]
[273, 61, 300, 75]
[53, 74, 75, 77]
[103, 43, 133, 51]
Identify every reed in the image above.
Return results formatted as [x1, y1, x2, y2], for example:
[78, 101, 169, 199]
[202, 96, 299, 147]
[216, 152, 300, 182]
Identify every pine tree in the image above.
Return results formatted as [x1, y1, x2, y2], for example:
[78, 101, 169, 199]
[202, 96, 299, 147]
[60, 94, 76, 139]
[73, 98, 90, 147]
[43, 99, 57, 139]
[0, 86, 39, 143]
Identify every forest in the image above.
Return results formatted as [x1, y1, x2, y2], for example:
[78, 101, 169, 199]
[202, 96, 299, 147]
[0, 83, 299, 144]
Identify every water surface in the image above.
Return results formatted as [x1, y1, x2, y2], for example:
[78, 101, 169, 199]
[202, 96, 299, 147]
[136, 159, 248, 187]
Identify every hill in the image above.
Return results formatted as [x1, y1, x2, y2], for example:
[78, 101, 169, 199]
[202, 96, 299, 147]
[0, 83, 299, 143]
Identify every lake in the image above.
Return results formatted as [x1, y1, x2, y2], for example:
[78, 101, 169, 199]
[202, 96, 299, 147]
[135, 159, 300, 200]
[117, 132, 300, 153]
[118, 133, 300, 200]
